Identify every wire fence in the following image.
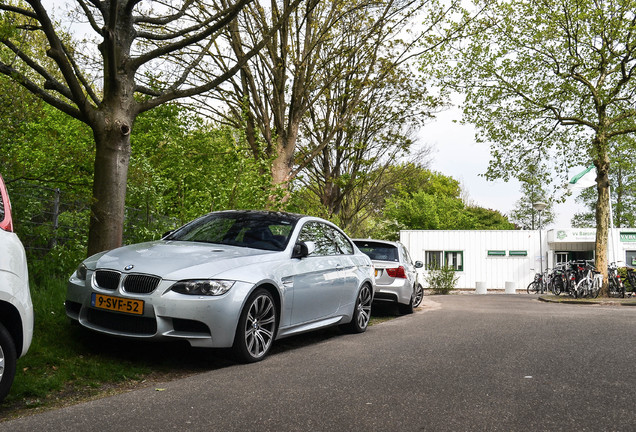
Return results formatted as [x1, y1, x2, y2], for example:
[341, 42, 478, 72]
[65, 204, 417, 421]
[8, 180, 178, 259]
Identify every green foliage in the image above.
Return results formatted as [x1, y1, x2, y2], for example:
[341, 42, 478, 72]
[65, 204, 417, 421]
[380, 165, 515, 232]
[425, 265, 459, 294]
[0, 75, 93, 275]
[573, 136, 636, 228]
[620, 268, 636, 292]
[2, 75, 274, 270]
[128, 104, 274, 240]
[462, 206, 516, 230]
[509, 163, 555, 229]
[436, 0, 636, 191]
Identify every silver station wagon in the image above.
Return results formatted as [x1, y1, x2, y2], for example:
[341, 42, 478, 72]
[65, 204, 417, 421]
[353, 239, 423, 315]
[66, 210, 375, 362]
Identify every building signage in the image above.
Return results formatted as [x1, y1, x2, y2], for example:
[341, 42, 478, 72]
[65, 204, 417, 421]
[552, 229, 596, 242]
[620, 232, 636, 242]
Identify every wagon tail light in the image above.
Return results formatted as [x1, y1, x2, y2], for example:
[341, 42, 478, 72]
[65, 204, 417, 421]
[385, 266, 407, 279]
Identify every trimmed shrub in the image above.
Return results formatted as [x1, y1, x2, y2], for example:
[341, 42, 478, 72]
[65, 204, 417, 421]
[425, 265, 459, 295]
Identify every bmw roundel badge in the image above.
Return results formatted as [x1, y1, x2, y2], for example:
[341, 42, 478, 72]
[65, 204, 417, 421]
[124, 264, 134, 271]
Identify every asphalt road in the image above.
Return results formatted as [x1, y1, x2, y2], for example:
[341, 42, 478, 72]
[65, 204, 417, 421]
[2, 294, 635, 431]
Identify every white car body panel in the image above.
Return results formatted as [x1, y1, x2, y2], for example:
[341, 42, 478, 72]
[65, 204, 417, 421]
[0, 229, 33, 358]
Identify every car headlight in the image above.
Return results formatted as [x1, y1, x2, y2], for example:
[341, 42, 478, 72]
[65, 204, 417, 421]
[171, 280, 235, 296]
[76, 263, 88, 281]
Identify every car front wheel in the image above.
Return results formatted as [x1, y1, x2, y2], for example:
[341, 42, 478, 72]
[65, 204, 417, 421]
[0, 322, 17, 402]
[233, 288, 278, 363]
[342, 284, 372, 333]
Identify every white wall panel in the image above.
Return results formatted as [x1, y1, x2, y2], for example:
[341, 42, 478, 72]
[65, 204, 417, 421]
[401, 228, 628, 291]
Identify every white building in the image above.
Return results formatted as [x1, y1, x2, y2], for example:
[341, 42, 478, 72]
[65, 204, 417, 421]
[400, 228, 636, 290]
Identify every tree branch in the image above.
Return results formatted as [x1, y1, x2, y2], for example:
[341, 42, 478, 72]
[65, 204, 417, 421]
[130, 0, 253, 70]
[0, 61, 83, 121]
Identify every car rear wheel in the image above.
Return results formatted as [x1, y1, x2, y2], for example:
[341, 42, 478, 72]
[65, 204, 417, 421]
[0, 322, 17, 402]
[233, 289, 277, 363]
[342, 284, 372, 333]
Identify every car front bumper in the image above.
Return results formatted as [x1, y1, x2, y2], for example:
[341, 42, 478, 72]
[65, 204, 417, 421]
[66, 274, 254, 348]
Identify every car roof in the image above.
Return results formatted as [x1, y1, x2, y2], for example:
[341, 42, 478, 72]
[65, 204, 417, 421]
[214, 209, 303, 219]
[352, 239, 400, 247]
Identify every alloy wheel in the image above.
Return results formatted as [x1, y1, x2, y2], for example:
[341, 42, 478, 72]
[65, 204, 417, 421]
[244, 293, 276, 359]
[356, 285, 372, 329]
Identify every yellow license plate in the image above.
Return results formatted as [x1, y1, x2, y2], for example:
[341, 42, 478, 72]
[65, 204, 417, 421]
[91, 293, 144, 315]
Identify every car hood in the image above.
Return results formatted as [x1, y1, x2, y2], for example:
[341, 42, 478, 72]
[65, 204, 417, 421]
[94, 240, 282, 281]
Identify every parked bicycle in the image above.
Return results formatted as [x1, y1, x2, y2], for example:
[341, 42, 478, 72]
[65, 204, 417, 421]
[574, 262, 601, 298]
[548, 265, 567, 296]
[608, 262, 626, 298]
[532, 261, 631, 298]
[527, 271, 548, 294]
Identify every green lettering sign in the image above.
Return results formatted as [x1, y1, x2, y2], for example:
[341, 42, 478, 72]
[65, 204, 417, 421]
[620, 232, 636, 242]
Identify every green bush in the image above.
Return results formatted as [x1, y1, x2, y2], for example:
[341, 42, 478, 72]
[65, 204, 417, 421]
[619, 267, 636, 292]
[425, 265, 459, 294]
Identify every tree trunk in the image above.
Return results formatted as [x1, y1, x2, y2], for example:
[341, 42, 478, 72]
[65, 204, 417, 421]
[270, 148, 294, 206]
[87, 115, 132, 256]
[594, 140, 611, 297]
[269, 121, 300, 206]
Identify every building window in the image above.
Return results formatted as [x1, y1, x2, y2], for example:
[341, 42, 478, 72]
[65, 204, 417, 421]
[626, 250, 636, 267]
[487, 250, 506, 256]
[445, 251, 463, 271]
[508, 250, 527, 256]
[425, 251, 443, 269]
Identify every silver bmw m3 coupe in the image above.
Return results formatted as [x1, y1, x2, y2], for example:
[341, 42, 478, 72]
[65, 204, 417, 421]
[66, 210, 375, 362]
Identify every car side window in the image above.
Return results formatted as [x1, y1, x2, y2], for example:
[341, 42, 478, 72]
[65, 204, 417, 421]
[329, 227, 353, 255]
[298, 222, 340, 256]
[401, 244, 413, 265]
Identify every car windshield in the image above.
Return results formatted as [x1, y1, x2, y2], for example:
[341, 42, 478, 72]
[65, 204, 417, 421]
[354, 241, 399, 262]
[165, 211, 299, 251]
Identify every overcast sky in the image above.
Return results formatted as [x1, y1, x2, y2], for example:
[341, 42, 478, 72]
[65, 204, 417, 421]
[416, 105, 586, 229]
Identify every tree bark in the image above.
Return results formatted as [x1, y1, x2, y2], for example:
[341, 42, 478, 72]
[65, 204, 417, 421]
[87, 112, 133, 256]
[594, 136, 611, 297]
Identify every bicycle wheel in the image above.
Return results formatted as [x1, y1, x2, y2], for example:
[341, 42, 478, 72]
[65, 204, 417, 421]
[551, 279, 562, 296]
[527, 282, 539, 294]
[590, 279, 600, 298]
[575, 278, 590, 298]
[568, 280, 577, 298]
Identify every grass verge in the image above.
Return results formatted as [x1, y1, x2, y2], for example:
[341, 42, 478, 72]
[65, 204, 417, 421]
[538, 294, 636, 305]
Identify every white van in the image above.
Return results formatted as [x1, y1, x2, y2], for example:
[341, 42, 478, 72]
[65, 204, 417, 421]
[0, 174, 33, 402]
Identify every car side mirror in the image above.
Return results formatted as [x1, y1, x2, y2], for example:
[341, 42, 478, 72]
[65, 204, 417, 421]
[292, 241, 309, 259]
[292, 241, 316, 259]
[414, 261, 424, 269]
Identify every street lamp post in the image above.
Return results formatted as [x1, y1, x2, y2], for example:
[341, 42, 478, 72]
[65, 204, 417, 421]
[533, 201, 548, 292]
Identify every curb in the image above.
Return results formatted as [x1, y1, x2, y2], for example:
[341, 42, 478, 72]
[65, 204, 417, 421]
[538, 295, 636, 306]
